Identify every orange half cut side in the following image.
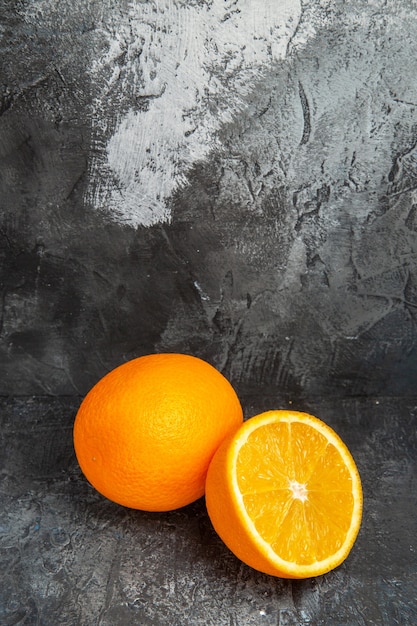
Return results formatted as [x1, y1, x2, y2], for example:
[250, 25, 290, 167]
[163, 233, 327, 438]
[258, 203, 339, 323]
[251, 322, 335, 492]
[205, 410, 363, 578]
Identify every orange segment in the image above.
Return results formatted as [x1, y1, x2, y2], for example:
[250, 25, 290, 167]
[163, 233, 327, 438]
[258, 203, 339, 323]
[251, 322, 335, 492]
[205, 410, 363, 578]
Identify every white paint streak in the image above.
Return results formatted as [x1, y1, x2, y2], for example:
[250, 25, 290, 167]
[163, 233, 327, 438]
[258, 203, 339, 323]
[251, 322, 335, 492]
[87, 0, 302, 227]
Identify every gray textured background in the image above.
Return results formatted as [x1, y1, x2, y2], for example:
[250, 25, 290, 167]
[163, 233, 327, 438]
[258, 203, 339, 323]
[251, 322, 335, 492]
[1, 0, 417, 624]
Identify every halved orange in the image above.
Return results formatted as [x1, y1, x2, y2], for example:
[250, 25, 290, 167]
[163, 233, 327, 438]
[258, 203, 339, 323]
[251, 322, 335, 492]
[205, 410, 363, 578]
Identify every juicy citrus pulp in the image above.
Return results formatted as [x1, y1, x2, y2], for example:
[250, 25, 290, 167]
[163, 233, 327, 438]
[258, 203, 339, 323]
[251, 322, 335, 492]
[73, 353, 243, 511]
[205, 410, 363, 578]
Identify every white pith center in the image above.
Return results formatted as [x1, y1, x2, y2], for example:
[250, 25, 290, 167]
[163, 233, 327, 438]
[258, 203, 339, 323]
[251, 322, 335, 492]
[289, 480, 308, 502]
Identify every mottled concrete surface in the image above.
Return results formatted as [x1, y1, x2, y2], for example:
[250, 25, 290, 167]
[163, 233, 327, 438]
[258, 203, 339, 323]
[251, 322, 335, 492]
[1, 0, 417, 623]
[1, 395, 416, 625]
[2, 0, 417, 397]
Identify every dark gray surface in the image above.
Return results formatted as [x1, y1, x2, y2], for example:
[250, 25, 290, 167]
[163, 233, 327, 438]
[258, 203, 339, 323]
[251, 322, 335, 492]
[1, 0, 417, 398]
[1, 395, 416, 625]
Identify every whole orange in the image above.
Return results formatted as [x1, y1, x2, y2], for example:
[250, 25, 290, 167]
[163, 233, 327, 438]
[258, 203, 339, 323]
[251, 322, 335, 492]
[73, 353, 243, 511]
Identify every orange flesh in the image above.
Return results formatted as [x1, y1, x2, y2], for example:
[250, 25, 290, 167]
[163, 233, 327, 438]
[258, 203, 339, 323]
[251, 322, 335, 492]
[237, 421, 355, 565]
